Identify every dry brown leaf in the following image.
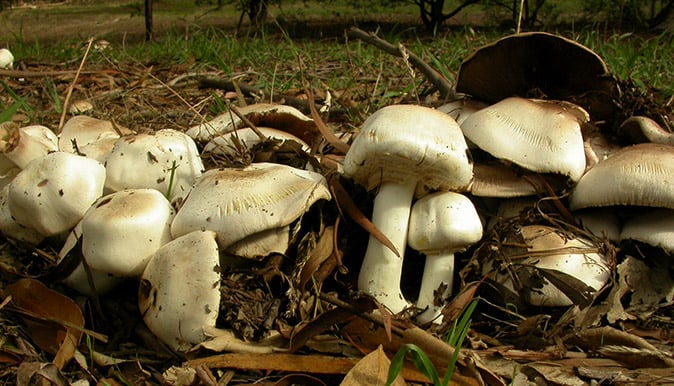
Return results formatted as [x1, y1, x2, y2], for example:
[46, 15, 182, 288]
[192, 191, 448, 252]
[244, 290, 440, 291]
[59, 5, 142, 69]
[6, 278, 84, 370]
[340, 345, 406, 386]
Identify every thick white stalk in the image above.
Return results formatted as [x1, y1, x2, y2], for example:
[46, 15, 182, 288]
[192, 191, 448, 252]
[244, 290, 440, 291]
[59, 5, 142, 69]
[357, 179, 416, 314]
[416, 253, 455, 324]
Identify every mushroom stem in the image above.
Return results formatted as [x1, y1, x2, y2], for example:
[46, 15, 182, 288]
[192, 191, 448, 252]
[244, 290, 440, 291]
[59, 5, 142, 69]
[358, 180, 416, 314]
[416, 253, 454, 324]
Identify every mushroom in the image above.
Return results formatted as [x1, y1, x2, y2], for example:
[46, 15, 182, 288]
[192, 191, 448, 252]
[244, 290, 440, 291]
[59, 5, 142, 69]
[436, 98, 487, 125]
[485, 224, 611, 307]
[460, 97, 587, 182]
[202, 127, 310, 159]
[71, 188, 175, 277]
[186, 103, 317, 145]
[570, 143, 674, 211]
[0, 184, 45, 245]
[621, 209, 674, 254]
[408, 191, 483, 323]
[58, 115, 132, 154]
[619, 115, 674, 146]
[104, 129, 204, 204]
[0, 122, 59, 169]
[7, 152, 106, 237]
[0, 48, 13, 69]
[138, 230, 222, 351]
[342, 104, 472, 314]
[170, 162, 331, 259]
[455, 32, 619, 125]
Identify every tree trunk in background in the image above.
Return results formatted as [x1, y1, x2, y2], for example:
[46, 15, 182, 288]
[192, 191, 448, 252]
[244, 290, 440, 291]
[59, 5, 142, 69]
[652, 0, 674, 31]
[145, 0, 153, 41]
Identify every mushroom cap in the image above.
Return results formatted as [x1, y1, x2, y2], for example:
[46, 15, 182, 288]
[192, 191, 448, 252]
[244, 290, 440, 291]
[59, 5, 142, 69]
[104, 129, 204, 203]
[0, 48, 13, 69]
[488, 224, 610, 306]
[343, 104, 472, 192]
[436, 98, 488, 125]
[186, 103, 317, 145]
[408, 192, 483, 254]
[0, 184, 45, 245]
[456, 32, 619, 124]
[570, 143, 674, 210]
[78, 188, 175, 277]
[0, 123, 59, 169]
[203, 127, 310, 157]
[58, 116, 132, 153]
[170, 162, 331, 251]
[138, 230, 221, 352]
[620, 209, 674, 254]
[460, 97, 586, 181]
[619, 115, 674, 146]
[8, 152, 106, 236]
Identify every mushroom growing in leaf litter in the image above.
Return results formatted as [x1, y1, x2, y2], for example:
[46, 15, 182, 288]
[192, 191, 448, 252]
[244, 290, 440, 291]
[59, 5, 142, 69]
[170, 162, 331, 259]
[342, 104, 472, 314]
[0, 122, 59, 169]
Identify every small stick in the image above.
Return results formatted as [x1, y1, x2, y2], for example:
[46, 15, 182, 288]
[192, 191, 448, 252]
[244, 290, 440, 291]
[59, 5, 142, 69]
[58, 37, 94, 131]
[347, 27, 457, 100]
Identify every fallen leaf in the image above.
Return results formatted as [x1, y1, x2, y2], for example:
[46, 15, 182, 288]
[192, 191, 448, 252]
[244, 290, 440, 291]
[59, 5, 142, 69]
[340, 345, 406, 386]
[6, 278, 85, 370]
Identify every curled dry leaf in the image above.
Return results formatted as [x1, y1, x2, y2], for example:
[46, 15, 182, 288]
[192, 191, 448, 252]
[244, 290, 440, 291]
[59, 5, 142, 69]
[6, 278, 85, 370]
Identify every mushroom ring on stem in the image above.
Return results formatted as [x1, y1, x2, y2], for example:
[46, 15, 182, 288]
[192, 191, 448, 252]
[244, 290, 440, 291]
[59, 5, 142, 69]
[342, 104, 472, 314]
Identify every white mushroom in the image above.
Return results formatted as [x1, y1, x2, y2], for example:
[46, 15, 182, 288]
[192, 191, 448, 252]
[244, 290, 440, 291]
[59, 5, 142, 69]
[170, 162, 331, 259]
[460, 97, 586, 182]
[0, 122, 59, 169]
[7, 152, 106, 237]
[74, 188, 175, 277]
[203, 127, 310, 158]
[0, 48, 13, 69]
[436, 98, 487, 125]
[342, 104, 472, 314]
[138, 230, 222, 351]
[486, 225, 610, 307]
[0, 184, 45, 245]
[104, 129, 204, 203]
[58, 115, 131, 154]
[408, 192, 483, 323]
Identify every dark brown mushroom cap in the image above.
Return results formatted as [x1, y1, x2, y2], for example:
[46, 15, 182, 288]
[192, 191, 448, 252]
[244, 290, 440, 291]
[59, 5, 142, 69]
[456, 32, 619, 124]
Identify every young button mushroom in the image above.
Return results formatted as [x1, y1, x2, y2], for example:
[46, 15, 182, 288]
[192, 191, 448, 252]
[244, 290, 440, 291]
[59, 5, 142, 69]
[138, 230, 222, 351]
[408, 192, 483, 324]
[7, 152, 106, 237]
[342, 104, 472, 314]
[170, 162, 331, 259]
[58, 115, 132, 154]
[0, 48, 13, 69]
[104, 129, 204, 204]
[75, 188, 175, 277]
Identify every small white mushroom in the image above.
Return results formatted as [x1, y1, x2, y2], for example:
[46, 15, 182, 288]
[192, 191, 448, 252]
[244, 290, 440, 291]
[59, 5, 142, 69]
[342, 104, 472, 314]
[104, 129, 204, 203]
[0, 48, 13, 69]
[58, 115, 132, 154]
[75, 188, 175, 277]
[0, 122, 59, 169]
[408, 192, 483, 324]
[7, 152, 106, 237]
[138, 230, 222, 351]
[171, 162, 331, 259]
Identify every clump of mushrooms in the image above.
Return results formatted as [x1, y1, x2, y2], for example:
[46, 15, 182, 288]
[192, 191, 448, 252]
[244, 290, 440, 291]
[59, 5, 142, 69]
[342, 104, 472, 314]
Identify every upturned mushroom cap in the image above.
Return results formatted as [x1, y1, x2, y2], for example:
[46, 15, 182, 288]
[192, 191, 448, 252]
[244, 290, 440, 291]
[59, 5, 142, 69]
[77, 188, 175, 277]
[0, 123, 59, 169]
[202, 127, 310, 158]
[460, 97, 586, 182]
[570, 143, 674, 210]
[104, 129, 204, 203]
[343, 104, 472, 191]
[456, 32, 619, 124]
[138, 230, 221, 352]
[186, 103, 317, 145]
[487, 224, 610, 307]
[619, 115, 674, 146]
[170, 162, 331, 256]
[8, 152, 106, 236]
[436, 98, 488, 126]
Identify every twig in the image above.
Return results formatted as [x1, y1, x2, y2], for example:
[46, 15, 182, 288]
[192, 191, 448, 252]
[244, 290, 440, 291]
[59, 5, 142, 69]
[347, 27, 457, 100]
[225, 100, 266, 141]
[58, 37, 94, 130]
[198, 77, 311, 113]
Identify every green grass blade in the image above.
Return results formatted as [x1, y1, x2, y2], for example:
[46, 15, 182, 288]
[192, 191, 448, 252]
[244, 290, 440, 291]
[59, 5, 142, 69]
[387, 343, 441, 386]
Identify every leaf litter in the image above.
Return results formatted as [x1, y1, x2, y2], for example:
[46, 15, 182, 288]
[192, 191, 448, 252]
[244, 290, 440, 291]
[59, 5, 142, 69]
[0, 29, 673, 386]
